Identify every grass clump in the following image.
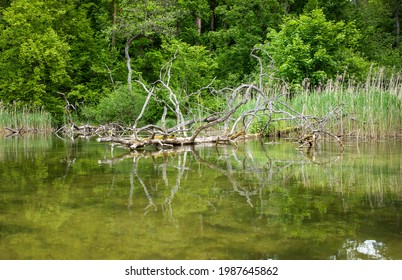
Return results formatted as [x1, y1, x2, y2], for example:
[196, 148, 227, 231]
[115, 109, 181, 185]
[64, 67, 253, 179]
[0, 102, 53, 134]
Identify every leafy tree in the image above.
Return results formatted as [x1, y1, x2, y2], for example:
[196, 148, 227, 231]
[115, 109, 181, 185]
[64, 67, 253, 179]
[278, 0, 352, 20]
[264, 9, 369, 86]
[0, 0, 71, 117]
[207, 0, 282, 84]
[159, 38, 218, 95]
[279, 0, 306, 15]
[351, 0, 402, 68]
[157, 38, 219, 113]
[60, 2, 113, 104]
[0, 0, 114, 122]
[175, 0, 210, 44]
[114, 0, 178, 92]
[302, 0, 353, 21]
[81, 84, 146, 125]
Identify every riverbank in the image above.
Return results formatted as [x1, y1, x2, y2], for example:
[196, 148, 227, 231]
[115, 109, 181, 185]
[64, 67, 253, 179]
[2, 84, 401, 140]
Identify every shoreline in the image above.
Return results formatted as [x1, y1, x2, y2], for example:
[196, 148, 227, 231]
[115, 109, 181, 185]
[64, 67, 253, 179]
[1, 128, 401, 142]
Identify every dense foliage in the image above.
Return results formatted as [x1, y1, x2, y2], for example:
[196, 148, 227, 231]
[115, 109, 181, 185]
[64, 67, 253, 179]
[265, 9, 369, 85]
[1, 0, 401, 125]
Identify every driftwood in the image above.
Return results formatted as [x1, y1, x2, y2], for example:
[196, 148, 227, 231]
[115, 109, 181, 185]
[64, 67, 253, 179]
[55, 122, 129, 139]
[3, 127, 45, 137]
[5, 127, 21, 136]
[97, 134, 243, 150]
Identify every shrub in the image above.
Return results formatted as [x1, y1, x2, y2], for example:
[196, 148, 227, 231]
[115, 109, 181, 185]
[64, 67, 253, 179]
[81, 85, 147, 126]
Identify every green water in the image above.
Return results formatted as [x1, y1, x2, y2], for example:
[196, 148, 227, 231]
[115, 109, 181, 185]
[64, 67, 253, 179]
[0, 136, 401, 260]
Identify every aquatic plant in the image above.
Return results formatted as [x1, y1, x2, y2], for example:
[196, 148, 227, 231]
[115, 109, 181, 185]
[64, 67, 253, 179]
[288, 67, 402, 139]
[0, 102, 53, 135]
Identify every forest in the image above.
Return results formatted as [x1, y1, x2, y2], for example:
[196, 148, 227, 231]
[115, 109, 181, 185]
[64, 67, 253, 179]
[1, 0, 401, 143]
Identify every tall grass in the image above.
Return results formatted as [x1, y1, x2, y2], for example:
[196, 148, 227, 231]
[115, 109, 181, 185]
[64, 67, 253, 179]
[278, 67, 402, 139]
[214, 68, 402, 140]
[0, 102, 53, 134]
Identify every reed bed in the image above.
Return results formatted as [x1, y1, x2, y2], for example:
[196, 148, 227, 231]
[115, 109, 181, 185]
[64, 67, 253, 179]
[281, 67, 402, 139]
[203, 68, 402, 140]
[0, 102, 53, 134]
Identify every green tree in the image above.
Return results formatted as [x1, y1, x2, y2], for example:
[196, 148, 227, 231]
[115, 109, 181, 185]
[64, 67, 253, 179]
[264, 9, 368, 86]
[0, 0, 114, 121]
[351, 0, 402, 67]
[175, 0, 210, 44]
[159, 39, 218, 94]
[0, 0, 71, 116]
[61, 1, 118, 106]
[278, 0, 352, 20]
[303, 0, 353, 21]
[114, 0, 178, 92]
[207, 0, 282, 84]
[157, 38, 219, 113]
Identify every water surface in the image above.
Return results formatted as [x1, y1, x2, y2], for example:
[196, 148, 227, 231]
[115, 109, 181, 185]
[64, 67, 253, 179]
[0, 136, 401, 260]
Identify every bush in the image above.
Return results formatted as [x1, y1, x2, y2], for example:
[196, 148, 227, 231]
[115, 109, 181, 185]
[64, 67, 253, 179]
[81, 85, 147, 126]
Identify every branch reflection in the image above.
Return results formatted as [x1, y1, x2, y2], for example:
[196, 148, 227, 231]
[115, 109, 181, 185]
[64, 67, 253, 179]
[96, 141, 400, 261]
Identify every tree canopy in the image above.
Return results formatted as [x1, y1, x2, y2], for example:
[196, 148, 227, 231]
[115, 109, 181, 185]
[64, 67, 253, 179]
[265, 9, 369, 85]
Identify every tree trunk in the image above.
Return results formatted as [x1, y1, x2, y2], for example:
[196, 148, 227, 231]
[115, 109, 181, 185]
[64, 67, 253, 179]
[210, 11, 215, 31]
[283, 0, 289, 15]
[396, 0, 401, 47]
[111, 1, 117, 49]
[125, 35, 139, 93]
[209, 0, 216, 31]
[196, 17, 202, 35]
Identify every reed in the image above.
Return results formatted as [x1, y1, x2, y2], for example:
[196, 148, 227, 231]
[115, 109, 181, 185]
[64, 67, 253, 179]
[216, 68, 402, 139]
[0, 102, 53, 134]
[287, 67, 402, 139]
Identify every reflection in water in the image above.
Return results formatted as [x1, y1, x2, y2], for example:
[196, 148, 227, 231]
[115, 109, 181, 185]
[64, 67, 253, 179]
[334, 240, 388, 260]
[0, 136, 401, 259]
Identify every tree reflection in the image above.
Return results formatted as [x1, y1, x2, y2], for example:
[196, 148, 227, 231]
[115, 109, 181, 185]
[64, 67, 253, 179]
[98, 142, 346, 221]
[96, 141, 402, 259]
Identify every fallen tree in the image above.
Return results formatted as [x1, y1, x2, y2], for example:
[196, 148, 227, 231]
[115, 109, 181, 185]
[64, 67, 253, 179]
[59, 48, 345, 151]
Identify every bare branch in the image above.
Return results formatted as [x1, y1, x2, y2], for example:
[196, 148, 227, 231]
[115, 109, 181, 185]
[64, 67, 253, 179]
[132, 80, 155, 139]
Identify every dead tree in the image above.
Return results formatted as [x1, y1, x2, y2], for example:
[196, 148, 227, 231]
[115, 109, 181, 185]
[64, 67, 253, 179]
[97, 50, 345, 152]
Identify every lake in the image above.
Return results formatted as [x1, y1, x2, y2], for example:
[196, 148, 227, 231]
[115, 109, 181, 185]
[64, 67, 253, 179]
[0, 136, 401, 260]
